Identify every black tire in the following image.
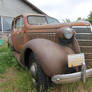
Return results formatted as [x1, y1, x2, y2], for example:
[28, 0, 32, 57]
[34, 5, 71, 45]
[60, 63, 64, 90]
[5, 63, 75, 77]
[29, 52, 51, 92]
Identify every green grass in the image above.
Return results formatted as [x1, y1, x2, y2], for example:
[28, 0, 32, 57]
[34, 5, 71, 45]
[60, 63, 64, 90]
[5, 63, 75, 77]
[0, 43, 35, 92]
[0, 42, 92, 92]
[0, 46, 18, 73]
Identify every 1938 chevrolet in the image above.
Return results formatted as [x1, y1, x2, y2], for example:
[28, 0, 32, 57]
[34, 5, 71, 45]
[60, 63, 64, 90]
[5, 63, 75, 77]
[8, 14, 92, 92]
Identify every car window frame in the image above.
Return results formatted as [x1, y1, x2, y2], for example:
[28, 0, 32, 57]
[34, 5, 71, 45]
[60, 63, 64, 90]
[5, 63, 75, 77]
[15, 16, 24, 29]
[27, 15, 47, 25]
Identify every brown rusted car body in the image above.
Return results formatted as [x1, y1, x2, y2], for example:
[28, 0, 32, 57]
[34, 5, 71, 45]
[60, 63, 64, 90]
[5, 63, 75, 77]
[9, 14, 92, 85]
[9, 14, 79, 76]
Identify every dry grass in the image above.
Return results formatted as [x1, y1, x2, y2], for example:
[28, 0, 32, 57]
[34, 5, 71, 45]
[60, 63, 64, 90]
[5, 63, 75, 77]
[50, 79, 92, 92]
[0, 67, 33, 92]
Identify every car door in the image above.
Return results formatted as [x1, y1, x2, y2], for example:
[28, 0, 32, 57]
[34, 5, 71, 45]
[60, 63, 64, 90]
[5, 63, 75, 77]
[12, 16, 25, 52]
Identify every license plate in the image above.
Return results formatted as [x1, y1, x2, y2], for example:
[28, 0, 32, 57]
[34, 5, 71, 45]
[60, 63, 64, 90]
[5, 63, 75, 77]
[68, 53, 85, 68]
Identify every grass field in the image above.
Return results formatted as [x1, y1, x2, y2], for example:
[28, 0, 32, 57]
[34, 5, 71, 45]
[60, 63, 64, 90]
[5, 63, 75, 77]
[0, 42, 92, 92]
[0, 43, 34, 92]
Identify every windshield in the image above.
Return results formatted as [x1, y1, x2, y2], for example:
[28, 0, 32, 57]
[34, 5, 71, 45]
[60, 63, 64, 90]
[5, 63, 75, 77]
[27, 16, 60, 25]
[46, 16, 60, 24]
[28, 16, 47, 25]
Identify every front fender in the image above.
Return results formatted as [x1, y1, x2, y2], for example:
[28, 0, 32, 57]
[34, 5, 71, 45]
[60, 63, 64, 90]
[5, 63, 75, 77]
[21, 39, 74, 77]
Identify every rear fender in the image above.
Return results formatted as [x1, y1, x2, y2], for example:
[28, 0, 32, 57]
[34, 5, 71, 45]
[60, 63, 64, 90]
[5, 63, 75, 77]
[20, 39, 74, 77]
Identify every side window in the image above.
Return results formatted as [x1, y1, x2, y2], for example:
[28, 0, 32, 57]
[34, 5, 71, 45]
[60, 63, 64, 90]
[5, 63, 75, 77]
[15, 17, 24, 29]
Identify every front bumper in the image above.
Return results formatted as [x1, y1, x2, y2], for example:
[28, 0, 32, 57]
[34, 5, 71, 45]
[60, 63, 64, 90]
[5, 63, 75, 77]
[51, 68, 92, 84]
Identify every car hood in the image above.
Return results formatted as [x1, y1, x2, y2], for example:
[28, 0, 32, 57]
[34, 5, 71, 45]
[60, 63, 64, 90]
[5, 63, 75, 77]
[27, 23, 71, 31]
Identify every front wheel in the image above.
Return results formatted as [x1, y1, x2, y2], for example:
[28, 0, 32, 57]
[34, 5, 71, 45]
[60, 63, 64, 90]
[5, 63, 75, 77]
[29, 52, 51, 92]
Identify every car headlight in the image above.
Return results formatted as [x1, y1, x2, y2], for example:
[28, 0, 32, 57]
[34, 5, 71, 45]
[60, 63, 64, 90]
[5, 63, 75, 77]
[64, 28, 73, 39]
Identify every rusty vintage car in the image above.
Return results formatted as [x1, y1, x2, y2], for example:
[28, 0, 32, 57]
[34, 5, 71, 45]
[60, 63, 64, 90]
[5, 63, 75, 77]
[8, 14, 92, 92]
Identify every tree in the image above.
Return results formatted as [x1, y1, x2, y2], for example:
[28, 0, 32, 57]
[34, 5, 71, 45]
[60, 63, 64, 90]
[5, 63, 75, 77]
[77, 17, 82, 21]
[87, 11, 92, 24]
[62, 18, 71, 23]
[76, 17, 86, 22]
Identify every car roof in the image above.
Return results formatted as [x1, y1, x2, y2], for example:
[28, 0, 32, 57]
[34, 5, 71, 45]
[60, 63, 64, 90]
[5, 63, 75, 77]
[22, 13, 46, 17]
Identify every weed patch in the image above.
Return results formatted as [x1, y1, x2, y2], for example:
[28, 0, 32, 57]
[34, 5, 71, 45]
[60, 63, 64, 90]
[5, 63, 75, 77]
[0, 47, 20, 73]
[0, 45, 34, 92]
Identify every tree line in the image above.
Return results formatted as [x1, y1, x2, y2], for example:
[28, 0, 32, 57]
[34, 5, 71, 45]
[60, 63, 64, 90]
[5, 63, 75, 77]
[63, 11, 92, 24]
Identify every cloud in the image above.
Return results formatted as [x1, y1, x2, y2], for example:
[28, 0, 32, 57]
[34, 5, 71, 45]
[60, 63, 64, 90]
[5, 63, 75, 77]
[28, 0, 92, 22]
[29, 0, 65, 6]
[74, 2, 92, 18]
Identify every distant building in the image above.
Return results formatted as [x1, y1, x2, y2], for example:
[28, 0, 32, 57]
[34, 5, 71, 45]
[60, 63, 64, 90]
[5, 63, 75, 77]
[0, 0, 45, 39]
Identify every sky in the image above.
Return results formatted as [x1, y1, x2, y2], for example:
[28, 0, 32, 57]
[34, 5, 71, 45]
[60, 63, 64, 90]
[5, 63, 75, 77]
[28, 0, 92, 22]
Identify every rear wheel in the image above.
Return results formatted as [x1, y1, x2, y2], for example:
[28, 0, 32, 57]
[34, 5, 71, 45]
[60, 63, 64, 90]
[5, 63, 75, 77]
[29, 52, 51, 92]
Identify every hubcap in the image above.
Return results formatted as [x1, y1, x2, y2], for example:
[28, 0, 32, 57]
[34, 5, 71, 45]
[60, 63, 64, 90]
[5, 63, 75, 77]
[30, 63, 37, 78]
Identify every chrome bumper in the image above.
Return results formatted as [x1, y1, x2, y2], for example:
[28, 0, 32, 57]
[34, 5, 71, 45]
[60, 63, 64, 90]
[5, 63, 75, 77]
[51, 68, 92, 84]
